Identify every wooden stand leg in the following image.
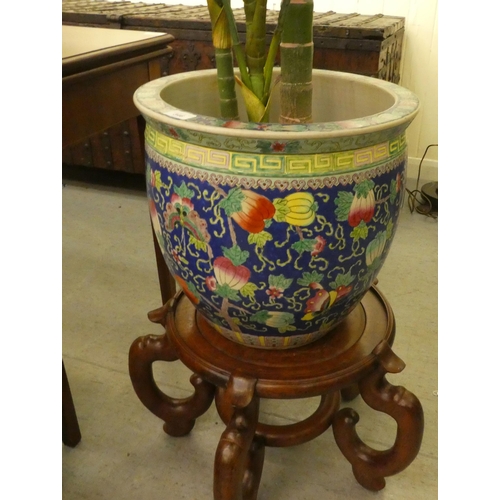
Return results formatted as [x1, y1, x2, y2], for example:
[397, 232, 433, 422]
[340, 383, 360, 402]
[128, 319, 215, 437]
[332, 340, 424, 491]
[214, 376, 264, 500]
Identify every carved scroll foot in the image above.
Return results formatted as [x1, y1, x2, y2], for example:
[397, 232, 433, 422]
[213, 376, 264, 500]
[332, 340, 424, 491]
[129, 330, 215, 437]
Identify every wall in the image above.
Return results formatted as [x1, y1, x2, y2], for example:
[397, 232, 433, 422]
[131, 0, 438, 179]
[312, 0, 438, 179]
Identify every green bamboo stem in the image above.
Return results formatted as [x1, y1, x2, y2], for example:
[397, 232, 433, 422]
[220, 0, 253, 91]
[215, 48, 240, 119]
[280, 0, 314, 124]
[207, 0, 239, 119]
[245, 0, 268, 101]
[263, 0, 290, 102]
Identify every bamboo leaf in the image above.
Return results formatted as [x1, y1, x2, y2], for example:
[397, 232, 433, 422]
[220, 0, 252, 90]
[235, 76, 266, 122]
[263, 0, 290, 97]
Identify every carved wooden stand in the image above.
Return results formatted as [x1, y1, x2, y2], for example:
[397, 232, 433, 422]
[129, 286, 424, 499]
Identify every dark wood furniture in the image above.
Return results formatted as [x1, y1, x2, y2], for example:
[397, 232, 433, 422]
[62, 361, 82, 447]
[62, 26, 177, 446]
[63, 25, 174, 150]
[62, 0, 405, 174]
[129, 285, 424, 498]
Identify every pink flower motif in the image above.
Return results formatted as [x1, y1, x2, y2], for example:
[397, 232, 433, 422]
[311, 236, 326, 256]
[272, 142, 286, 152]
[206, 276, 217, 291]
[266, 286, 284, 299]
[396, 173, 402, 192]
[150, 171, 157, 188]
[171, 193, 194, 211]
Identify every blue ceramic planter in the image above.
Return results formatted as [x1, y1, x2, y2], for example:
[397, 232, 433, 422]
[134, 69, 419, 348]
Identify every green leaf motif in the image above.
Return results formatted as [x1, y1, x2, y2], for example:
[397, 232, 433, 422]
[350, 220, 368, 241]
[390, 179, 397, 204]
[189, 234, 207, 252]
[386, 219, 394, 240]
[330, 271, 355, 289]
[248, 230, 273, 248]
[269, 274, 293, 290]
[272, 198, 290, 222]
[250, 310, 271, 324]
[222, 245, 250, 266]
[187, 281, 201, 299]
[240, 282, 258, 300]
[354, 180, 375, 198]
[334, 192, 354, 220]
[219, 187, 245, 216]
[297, 271, 324, 287]
[291, 239, 316, 255]
[214, 283, 241, 301]
[174, 181, 194, 199]
[152, 170, 166, 189]
[278, 325, 297, 334]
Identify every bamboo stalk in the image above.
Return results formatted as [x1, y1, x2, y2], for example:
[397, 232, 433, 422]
[220, 0, 253, 91]
[279, 0, 314, 124]
[245, 0, 268, 101]
[207, 0, 239, 119]
[263, 0, 290, 102]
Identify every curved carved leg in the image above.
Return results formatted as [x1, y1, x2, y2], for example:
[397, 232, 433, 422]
[214, 376, 264, 500]
[128, 328, 215, 437]
[147, 300, 173, 328]
[216, 388, 340, 448]
[340, 383, 360, 402]
[332, 340, 424, 491]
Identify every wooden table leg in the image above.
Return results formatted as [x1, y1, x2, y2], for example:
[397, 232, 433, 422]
[332, 340, 424, 491]
[62, 361, 82, 447]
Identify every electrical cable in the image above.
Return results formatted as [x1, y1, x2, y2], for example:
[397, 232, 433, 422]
[406, 144, 438, 219]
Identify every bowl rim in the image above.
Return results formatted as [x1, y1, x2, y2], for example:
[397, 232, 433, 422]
[133, 68, 419, 140]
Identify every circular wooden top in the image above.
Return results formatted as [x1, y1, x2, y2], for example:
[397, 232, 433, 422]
[167, 286, 394, 398]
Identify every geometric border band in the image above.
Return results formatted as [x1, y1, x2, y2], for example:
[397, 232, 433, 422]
[145, 124, 406, 178]
[146, 144, 407, 193]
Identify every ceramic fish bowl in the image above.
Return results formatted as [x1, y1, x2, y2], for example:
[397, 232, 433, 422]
[134, 69, 419, 349]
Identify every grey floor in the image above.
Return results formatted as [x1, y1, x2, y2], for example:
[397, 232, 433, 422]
[62, 172, 437, 500]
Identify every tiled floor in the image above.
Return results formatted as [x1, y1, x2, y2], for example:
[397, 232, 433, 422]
[62, 172, 437, 499]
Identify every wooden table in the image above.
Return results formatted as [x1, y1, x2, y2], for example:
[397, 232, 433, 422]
[62, 26, 176, 446]
[62, 25, 174, 148]
[129, 286, 424, 498]
[62, 25, 177, 303]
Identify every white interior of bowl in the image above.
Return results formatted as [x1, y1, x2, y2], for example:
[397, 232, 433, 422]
[134, 69, 419, 139]
[160, 70, 396, 124]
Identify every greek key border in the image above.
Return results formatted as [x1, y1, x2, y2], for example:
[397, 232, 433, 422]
[146, 144, 407, 192]
[145, 125, 406, 178]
